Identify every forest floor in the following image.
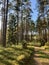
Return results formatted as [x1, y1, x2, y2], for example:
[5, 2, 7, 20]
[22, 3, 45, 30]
[0, 45, 34, 65]
[0, 45, 49, 65]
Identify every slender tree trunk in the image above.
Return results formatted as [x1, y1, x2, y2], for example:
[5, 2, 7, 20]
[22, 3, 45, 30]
[21, 1, 24, 41]
[16, 1, 19, 45]
[44, 28, 47, 42]
[3, 0, 8, 47]
[31, 30, 32, 41]
[47, 12, 49, 42]
[31, 22, 32, 41]
[17, 11, 19, 45]
[2, 0, 6, 47]
[1, 8, 4, 44]
[26, 19, 28, 42]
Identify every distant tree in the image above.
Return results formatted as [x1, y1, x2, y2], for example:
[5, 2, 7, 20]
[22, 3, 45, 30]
[24, 0, 32, 42]
[30, 20, 35, 41]
[37, 0, 48, 44]
[36, 17, 42, 40]
[13, 0, 21, 45]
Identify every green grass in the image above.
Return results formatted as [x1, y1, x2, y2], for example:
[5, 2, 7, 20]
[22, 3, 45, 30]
[45, 47, 49, 51]
[0, 45, 34, 65]
[42, 45, 49, 51]
[36, 50, 49, 59]
[28, 41, 41, 47]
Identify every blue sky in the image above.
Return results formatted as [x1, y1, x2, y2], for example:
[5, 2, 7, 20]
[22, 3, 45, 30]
[0, 0, 38, 29]
[30, 0, 38, 22]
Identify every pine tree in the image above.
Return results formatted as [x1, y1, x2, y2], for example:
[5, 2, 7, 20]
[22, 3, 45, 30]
[8, 14, 17, 44]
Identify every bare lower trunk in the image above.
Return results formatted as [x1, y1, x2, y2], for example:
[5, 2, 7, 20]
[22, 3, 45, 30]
[17, 11, 19, 45]
[31, 31, 32, 41]
[3, 0, 8, 47]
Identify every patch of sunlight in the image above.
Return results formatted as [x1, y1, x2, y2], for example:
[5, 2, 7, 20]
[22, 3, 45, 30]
[15, 45, 22, 49]
[41, 46, 49, 50]
[35, 54, 42, 57]
[8, 60, 19, 65]
[11, 61, 19, 65]
[0, 45, 34, 65]
[41, 46, 45, 49]
[27, 46, 34, 48]
[0, 47, 4, 50]
[0, 55, 4, 58]
[0, 63, 5, 65]
[28, 42, 34, 45]
[0, 49, 3, 52]
[44, 46, 49, 48]
[44, 46, 49, 51]
[5, 48, 14, 51]
[17, 54, 25, 61]
[11, 45, 22, 49]
[24, 52, 30, 57]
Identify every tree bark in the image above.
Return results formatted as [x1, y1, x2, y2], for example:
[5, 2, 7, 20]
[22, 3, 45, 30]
[3, 0, 8, 47]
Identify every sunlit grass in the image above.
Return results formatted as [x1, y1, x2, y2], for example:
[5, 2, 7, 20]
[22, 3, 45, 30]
[41, 45, 49, 51]
[0, 45, 34, 65]
[36, 50, 49, 59]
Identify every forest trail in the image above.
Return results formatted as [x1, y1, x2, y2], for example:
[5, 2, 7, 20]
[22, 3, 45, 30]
[33, 47, 49, 65]
[22, 47, 49, 65]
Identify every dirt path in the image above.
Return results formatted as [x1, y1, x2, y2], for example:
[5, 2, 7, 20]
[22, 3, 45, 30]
[33, 47, 49, 65]
[20, 47, 49, 65]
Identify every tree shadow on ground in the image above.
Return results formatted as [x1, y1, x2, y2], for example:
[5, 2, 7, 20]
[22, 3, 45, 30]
[0, 46, 35, 65]
[18, 48, 49, 65]
[35, 50, 49, 59]
[18, 50, 40, 65]
[0, 57, 12, 65]
[18, 57, 39, 65]
[41, 62, 49, 65]
[1, 46, 49, 65]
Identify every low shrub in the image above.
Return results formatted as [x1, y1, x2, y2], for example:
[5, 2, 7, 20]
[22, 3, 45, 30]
[32, 42, 41, 47]
[40, 39, 45, 46]
[45, 42, 49, 46]
[22, 40, 27, 49]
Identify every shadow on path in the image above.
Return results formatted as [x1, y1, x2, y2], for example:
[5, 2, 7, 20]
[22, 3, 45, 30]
[18, 50, 40, 65]
[18, 56, 39, 65]
[18, 47, 49, 65]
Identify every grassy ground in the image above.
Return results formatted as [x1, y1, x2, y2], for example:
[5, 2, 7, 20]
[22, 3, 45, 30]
[0, 42, 49, 65]
[28, 41, 41, 47]
[0, 45, 34, 65]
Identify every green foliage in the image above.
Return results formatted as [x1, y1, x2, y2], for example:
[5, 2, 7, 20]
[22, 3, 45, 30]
[0, 45, 34, 65]
[8, 14, 17, 44]
[32, 42, 41, 47]
[22, 40, 27, 49]
[36, 50, 49, 59]
[45, 42, 49, 46]
[30, 20, 35, 31]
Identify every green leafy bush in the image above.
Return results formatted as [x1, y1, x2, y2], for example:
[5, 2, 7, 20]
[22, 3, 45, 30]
[22, 40, 27, 49]
[45, 42, 49, 46]
[40, 39, 45, 46]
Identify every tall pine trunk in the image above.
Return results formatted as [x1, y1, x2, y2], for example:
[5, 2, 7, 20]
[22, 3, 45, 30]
[21, 1, 24, 41]
[17, 11, 19, 45]
[3, 0, 8, 47]
[16, 1, 19, 45]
